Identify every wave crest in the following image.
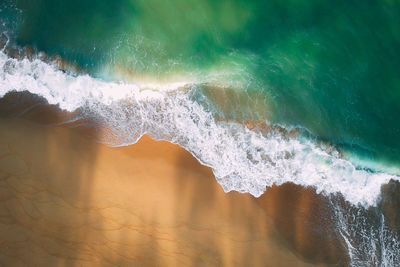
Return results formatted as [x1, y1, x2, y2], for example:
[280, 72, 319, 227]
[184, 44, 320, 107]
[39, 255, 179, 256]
[0, 50, 398, 206]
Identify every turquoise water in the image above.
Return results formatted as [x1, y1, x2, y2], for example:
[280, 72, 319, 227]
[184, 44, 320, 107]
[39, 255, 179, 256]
[4, 0, 400, 168]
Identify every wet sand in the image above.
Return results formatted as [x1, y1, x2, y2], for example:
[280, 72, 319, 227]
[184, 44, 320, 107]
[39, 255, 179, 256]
[0, 117, 348, 266]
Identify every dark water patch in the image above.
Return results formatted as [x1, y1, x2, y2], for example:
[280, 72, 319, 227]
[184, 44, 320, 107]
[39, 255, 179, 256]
[380, 180, 400, 235]
[256, 183, 350, 266]
[0, 91, 83, 126]
[331, 187, 400, 266]
[0, 91, 48, 118]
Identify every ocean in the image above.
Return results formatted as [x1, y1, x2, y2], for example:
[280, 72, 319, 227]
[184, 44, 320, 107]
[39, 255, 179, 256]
[1, 0, 400, 265]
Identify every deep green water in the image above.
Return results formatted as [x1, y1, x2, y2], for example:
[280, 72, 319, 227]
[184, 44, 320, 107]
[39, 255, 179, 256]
[4, 0, 400, 169]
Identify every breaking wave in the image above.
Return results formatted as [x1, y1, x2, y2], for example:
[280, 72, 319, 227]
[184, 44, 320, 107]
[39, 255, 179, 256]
[0, 48, 398, 207]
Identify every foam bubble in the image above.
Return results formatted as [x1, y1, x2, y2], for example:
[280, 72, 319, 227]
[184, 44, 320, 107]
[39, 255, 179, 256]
[0, 50, 398, 207]
[332, 198, 400, 266]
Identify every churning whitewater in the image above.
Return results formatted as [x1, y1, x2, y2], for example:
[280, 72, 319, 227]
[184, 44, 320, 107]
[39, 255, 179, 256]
[0, 48, 398, 207]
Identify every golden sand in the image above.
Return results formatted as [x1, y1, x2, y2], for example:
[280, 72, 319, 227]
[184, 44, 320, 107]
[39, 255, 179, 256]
[0, 118, 347, 266]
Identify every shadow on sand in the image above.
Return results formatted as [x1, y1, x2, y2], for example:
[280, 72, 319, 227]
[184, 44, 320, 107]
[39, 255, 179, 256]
[0, 91, 349, 266]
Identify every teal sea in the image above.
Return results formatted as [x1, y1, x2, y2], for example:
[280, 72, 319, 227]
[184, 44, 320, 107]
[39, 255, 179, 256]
[1, 0, 400, 265]
[4, 0, 400, 170]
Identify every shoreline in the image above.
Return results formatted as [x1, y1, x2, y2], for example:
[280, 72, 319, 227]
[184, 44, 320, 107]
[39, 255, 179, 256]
[0, 117, 347, 266]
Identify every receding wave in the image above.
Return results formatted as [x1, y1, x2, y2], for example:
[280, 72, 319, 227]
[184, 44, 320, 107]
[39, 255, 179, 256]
[0, 49, 398, 207]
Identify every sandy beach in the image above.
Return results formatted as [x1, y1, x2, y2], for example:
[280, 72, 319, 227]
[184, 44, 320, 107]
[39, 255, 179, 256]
[0, 115, 347, 266]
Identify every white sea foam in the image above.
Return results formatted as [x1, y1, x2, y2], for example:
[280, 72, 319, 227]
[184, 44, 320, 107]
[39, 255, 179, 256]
[0, 50, 398, 207]
[332, 198, 400, 266]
